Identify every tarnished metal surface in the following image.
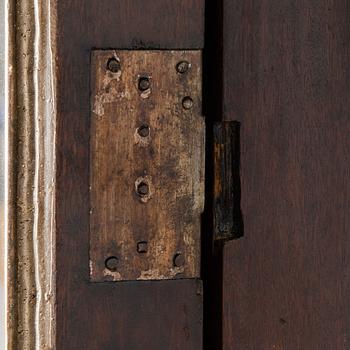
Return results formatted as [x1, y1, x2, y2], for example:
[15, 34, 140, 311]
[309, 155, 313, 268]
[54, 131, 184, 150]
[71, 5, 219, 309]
[213, 122, 243, 242]
[90, 50, 204, 281]
[7, 0, 57, 349]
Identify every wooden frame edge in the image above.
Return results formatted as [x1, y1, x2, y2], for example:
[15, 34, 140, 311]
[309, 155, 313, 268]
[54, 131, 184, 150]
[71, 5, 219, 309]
[7, 0, 57, 348]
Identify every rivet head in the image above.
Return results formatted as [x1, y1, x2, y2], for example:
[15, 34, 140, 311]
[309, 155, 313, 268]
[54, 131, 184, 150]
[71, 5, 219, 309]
[182, 96, 193, 110]
[176, 61, 190, 74]
[138, 77, 151, 91]
[173, 253, 185, 267]
[137, 181, 149, 196]
[105, 256, 119, 271]
[137, 125, 150, 138]
[107, 58, 121, 73]
[137, 241, 148, 253]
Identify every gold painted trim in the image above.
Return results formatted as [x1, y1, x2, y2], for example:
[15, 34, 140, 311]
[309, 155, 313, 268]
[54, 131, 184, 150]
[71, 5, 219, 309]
[7, 0, 56, 349]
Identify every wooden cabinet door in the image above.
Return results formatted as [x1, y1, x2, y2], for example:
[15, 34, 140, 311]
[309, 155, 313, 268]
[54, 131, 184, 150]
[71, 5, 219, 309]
[221, 1, 350, 349]
[57, 2, 350, 349]
[56, 2, 204, 349]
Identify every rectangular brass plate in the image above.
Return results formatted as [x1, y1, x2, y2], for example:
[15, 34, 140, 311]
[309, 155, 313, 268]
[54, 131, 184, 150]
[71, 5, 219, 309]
[90, 50, 204, 281]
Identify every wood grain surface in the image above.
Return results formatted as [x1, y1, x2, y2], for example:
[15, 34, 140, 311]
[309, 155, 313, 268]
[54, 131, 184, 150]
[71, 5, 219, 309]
[222, 1, 350, 349]
[56, 1, 204, 349]
[90, 50, 204, 282]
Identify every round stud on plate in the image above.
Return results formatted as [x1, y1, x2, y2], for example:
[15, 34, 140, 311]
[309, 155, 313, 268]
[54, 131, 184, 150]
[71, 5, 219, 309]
[107, 58, 121, 73]
[173, 253, 185, 267]
[137, 181, 150, 196]
[182, 96, 193, 110]
[105, 256, 119, 271]
[138, 77, 151, 91]
[137, 125, 150, 138]
[176, 61, 190, 74]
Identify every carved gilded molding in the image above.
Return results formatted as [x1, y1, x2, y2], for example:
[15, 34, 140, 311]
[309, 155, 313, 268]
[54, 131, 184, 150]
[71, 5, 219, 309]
[7, 0, 56, 348]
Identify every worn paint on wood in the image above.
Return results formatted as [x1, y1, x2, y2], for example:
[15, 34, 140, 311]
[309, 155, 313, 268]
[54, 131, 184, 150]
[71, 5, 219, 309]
[90, 50, 204, 282]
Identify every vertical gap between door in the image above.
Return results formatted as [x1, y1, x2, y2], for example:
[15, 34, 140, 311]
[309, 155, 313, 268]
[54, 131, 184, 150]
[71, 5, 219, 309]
[202, 0, 224, 349]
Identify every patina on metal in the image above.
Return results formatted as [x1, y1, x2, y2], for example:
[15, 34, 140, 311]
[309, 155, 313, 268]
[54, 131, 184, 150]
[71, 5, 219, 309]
[90, 50, 204, 282]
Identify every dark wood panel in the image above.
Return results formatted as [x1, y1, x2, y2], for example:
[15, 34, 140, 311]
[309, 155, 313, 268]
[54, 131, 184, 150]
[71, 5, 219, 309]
[56, 1, 204, 348]
[222, 1, 350, 349]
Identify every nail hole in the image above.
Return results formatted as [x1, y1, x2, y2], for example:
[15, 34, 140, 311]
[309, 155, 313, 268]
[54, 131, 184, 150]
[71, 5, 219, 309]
[105, 256, 119, 271]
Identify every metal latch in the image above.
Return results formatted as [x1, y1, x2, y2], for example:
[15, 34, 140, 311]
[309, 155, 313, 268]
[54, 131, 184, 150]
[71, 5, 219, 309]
[89, 50, 204, 282]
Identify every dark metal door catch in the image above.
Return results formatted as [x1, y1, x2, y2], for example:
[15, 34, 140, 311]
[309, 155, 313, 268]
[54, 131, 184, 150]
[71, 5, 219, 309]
[213, 121, 243, 243]
[89, 50, 204, 282]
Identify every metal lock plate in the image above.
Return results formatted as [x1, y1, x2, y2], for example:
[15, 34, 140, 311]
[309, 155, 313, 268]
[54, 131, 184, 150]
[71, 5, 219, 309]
[90, 50, 204, 282]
